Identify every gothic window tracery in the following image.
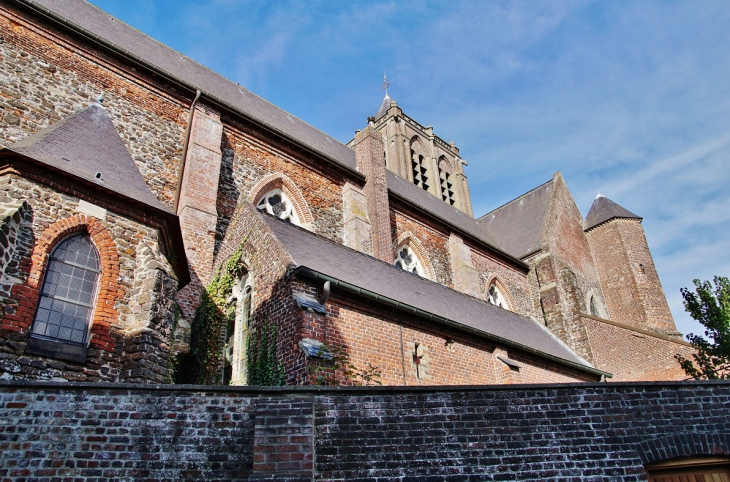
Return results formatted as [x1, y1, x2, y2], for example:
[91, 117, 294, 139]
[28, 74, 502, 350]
[487, 282, 508, 309]
[256, 188, 300, 225]
[31, 234, 100, 345]
[394, 245, 424, 276]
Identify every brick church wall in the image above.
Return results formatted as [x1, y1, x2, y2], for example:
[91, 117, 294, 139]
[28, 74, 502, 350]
[586, 218, 677, 334]
[294, 279, 596, 386]
[582, 314, 693, 381]
[0, 380, 728, 480]
[216, 122, 350, 251]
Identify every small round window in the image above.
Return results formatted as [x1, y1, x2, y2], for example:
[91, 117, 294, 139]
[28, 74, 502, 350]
[256, 189, 300, 225]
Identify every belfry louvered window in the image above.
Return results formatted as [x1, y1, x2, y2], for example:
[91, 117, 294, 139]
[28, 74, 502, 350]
[31, 234, 100, 345]
[439, 169, 455, 205]
[411, 150, 429, 191]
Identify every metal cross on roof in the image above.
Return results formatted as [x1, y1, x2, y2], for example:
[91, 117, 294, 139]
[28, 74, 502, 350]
[380, 72, 393, 96]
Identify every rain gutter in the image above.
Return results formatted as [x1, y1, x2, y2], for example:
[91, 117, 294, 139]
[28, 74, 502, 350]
[295, 266, 611, 379]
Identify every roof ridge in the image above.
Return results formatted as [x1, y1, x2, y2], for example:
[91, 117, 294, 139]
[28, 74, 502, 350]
[478, 178, 553, 220]
[75, 0, 350, 150]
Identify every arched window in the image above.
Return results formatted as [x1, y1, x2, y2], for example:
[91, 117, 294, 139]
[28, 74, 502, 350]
[394, 246, 424, 276]
[438, 157, 455, 206]
[410, 138, 430, 192]
[256, 188, 300, 225]
[31, 234, 100, 345]
[487, 282, 509, 309]
[224, 273, 252, 385]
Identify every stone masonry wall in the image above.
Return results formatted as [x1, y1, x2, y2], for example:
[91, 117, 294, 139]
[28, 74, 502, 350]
[0, 4, 187, 210]
[0, 173, 177, 383]
[0, 380, 728, 480]
[216, 122, 349, 251]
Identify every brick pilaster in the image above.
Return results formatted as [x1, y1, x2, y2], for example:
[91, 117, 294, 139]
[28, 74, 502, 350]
[351, 126, 393, 263]
[175, 105, 224, 319]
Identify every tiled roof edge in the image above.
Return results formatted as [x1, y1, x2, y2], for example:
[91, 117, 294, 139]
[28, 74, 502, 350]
[295, 265, 609, 378]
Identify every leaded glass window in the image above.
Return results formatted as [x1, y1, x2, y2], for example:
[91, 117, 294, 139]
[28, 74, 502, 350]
[256, 189, 300, 225]
[487, 283, 508, 309]
[31, 234, 100, 345]
[394, 246, 423, 276]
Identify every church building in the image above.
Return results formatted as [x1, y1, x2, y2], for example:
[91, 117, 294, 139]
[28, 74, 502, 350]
[0, 0, 695, 385]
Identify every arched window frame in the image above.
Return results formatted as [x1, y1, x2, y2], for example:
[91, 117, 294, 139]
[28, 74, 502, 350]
[248, 173, 314, 228]
[486, 278, 512, 311]
[30, 234, 101, 347]
[586, 292, 607, 319]
[256, 188, 300, 225]
[16, 215, 122, 362]
[410, 137, 430, 192]
[437, 156, 456, 206]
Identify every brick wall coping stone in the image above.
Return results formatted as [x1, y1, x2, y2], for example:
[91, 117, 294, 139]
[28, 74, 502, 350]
[1, 379, 727, 394]
[580, 312, 692, 347]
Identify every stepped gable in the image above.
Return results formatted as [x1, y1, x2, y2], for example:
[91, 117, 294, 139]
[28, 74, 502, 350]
[478, 180, 553, 259]
[386, 171, 521, 265]
[262, 214, 602, 374]
[31, 0, 357, 171]
[584, 194, 642, 231]
[4, 102, 168, 212]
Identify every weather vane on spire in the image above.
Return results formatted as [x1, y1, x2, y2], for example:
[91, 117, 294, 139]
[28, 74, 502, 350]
[381, 72, 393, 96]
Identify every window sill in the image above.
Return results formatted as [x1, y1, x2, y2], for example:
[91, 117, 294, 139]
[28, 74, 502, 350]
[25, 337, 88, 364]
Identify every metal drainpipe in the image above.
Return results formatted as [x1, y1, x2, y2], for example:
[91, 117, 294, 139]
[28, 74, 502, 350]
[173, 89, 202, 213]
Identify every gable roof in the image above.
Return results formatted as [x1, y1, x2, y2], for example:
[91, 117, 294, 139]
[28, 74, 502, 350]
[25, 0, 358, 174]
[584, 194, 642, 231]
[4, 102, 169, 212]
[385, 171, 526, 267]
[261, 214, 605, 377]
[477, 180, 553, 259]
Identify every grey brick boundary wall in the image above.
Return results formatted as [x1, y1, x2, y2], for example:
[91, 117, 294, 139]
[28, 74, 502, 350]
[0, 381, 728, 481]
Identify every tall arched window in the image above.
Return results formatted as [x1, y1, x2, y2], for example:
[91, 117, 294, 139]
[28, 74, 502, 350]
[256, 188, 300, 225]
[31, 234, 100, 345]
[394, 246, 424, 276]
[224, 273, 252, 385]
[487, 281, 509, 310]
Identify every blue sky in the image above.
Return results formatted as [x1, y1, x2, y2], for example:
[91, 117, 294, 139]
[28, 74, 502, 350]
[90, 0, 730, 338]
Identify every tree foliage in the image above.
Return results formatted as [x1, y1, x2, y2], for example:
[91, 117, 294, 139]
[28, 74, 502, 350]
[675, 276, 730, 380]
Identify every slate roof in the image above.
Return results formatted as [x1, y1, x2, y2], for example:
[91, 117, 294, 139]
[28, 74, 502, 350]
[477, 180, 553, 259]
[4, 102, 169, 212]
[385, 171, 521, 262]
[262, 214, 597, 372]
[584, 194, 642, 231]
[30, 0, 358, 172]
[375, 94, 392, 120]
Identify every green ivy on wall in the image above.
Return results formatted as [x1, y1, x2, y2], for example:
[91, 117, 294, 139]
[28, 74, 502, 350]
[185, 246, 246, 385]
[247, 319, 285, 386]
